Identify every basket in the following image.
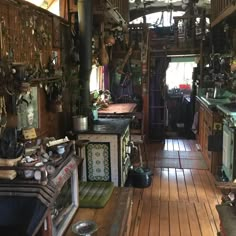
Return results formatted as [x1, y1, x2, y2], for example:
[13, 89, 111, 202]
[0, 156, 22, 180]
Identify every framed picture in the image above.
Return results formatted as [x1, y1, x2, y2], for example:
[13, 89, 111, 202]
[17, 86, 39, 130]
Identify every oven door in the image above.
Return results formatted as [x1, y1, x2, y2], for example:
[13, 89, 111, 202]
[222, 122, 235, 181]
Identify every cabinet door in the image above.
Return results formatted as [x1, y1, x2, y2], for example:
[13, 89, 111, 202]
[198, 105, 204, 149]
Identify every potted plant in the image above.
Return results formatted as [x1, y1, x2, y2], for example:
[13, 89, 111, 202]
[90, 89, 111, 120]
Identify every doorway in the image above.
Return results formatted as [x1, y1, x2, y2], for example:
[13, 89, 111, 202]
[165, 58, 197, 138]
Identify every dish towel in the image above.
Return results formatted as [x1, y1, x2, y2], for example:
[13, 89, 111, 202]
[191, 112, 199, 134]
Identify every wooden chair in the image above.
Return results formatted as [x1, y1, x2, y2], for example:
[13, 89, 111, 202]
[130, 112, 147, 167]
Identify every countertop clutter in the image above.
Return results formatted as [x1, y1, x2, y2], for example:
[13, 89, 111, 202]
[0, 136, 82, 235]
[0, 136, 77, 183]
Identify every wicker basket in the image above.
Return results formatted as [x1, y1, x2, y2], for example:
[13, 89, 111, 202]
[0, 156, 22, 180]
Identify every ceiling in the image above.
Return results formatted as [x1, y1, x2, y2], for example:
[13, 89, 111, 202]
[24, 0, 211, 22]
[129, 0, 211, 21]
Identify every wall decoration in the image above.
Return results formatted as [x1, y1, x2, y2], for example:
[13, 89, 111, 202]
[16, 87, 39, 130]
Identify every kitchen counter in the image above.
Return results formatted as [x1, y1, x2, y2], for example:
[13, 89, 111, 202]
[196, 95, 231, 109]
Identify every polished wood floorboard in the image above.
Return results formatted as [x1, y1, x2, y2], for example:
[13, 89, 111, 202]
[130, 139, 222, 236]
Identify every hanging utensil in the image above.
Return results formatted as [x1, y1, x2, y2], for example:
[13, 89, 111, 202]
[0, 96, 7, 136]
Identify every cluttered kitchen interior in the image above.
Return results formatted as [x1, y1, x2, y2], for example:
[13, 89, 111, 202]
[1, 0, 236, 235]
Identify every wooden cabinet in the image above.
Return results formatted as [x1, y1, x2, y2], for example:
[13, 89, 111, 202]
[197, 99, 223, 175]
[78, 118, 131, 187]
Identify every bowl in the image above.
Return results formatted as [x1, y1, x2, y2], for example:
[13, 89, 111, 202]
[72, 220, 98, 235]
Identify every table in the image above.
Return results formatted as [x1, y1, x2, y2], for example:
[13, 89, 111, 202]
[98, 103, 137, 117]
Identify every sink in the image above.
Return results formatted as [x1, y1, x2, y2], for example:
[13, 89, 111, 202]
[206, 97, 229, 103]
[221, 102, 236, 112]
[217, 102, 236, 116]
[200, 96, 230, 106]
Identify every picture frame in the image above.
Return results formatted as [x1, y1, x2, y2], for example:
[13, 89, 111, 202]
[16, 86, 39, 130]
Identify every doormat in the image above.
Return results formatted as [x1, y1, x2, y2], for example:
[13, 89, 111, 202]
[79, 181, 114, 208]
[155, 158, 180, 168]
[180, 159, 208, 170]
[179, 151, 204, 159]
[157, 151, 179, 159]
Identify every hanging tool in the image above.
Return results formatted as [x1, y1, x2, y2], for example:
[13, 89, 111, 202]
[0, 96, 7, 136]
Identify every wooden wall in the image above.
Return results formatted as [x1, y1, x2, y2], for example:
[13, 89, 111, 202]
[0, 0, 71, 139]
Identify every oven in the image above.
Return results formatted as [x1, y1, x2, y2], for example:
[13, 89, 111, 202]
[222, 119, 236, 181]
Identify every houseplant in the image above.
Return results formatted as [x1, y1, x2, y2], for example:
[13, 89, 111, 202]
[90, 89, 112, 120]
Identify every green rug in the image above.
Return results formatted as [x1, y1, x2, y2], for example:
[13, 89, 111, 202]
[79, 181, 114, 208]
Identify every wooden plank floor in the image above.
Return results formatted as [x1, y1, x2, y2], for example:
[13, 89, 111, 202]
[129, 139, 222, 236]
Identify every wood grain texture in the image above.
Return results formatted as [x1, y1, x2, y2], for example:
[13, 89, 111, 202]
[65, 139, 222, 236]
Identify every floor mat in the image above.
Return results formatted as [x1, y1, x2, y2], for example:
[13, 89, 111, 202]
[179, 151, 204, 159]
[155, 158, 180, 168]
[157, 151, 179, 159]
[180, 159, 208, 169]
[155, 151, 208, 170]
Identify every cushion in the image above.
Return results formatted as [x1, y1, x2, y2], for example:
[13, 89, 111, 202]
[79, 181, 114, 208]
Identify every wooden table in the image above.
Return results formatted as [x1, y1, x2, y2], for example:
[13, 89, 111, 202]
[98, 103, 137, 117]
[64, 187, 133, 236]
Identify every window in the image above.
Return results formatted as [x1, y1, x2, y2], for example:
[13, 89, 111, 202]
[89, 65, 104, 92]
[24, 0, 59, 16]
[166, 59, 197, 90]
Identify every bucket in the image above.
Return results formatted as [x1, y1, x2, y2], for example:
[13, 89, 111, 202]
[73, 116, 88, 131]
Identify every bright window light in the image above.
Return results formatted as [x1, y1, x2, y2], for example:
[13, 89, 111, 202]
[166, 61, 197, 90]
[130, 11, 185, 27]
[24, 0, 60, 16]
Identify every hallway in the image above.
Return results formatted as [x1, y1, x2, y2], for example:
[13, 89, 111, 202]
[130, 139, 222, 236]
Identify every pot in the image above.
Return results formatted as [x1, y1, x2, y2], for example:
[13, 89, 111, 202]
[130, 167, 153, 188]
[73, 116, 88, 131]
